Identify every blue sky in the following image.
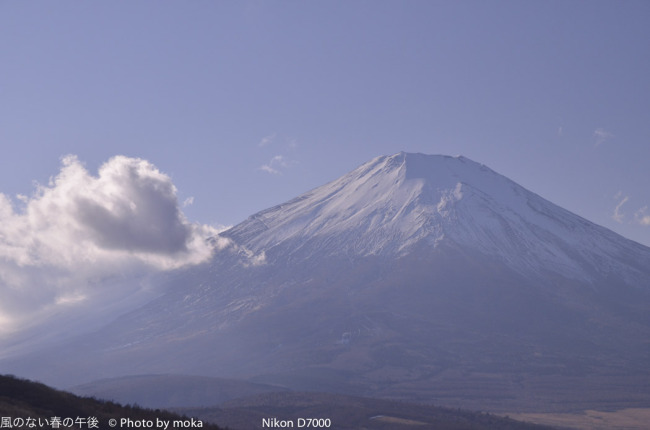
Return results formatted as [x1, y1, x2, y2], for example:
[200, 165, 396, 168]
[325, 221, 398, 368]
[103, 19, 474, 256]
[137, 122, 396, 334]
[1, 0, 649, 248]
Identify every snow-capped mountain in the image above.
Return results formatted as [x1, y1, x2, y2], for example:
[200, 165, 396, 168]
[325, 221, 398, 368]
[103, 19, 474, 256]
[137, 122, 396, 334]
[4, 152, 650, 412]
[227, 152, 650, 283]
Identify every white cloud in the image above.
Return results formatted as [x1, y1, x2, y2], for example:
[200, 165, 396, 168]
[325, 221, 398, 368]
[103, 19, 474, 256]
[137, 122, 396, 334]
[260, 166, 279, 174]
[257, 133, 300, 175]
[594, 128, 614, 146]
[0, 155, 222, 336]
[183, 196, 195, 207]
[258, 133, 276, 147]
[612, 193, 629, 223]
[260, 155, 290, 175]
[634, 206, 650, 226]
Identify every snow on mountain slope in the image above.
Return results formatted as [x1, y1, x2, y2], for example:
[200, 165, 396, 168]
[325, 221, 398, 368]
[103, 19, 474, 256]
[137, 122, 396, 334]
[226, 152, 650, 284]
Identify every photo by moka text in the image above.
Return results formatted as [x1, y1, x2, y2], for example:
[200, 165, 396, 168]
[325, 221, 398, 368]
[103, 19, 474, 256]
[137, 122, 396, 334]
[0, 416, 205, 429]
[112, 418, 203, 428]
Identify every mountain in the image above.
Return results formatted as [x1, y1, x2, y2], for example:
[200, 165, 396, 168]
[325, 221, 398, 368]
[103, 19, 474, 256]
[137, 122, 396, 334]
[3, 152, 650, 413]
[223, 152, 650, 282]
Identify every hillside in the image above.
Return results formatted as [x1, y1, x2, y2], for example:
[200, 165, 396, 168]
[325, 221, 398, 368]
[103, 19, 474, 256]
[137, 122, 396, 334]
[0, 375, 223, 429]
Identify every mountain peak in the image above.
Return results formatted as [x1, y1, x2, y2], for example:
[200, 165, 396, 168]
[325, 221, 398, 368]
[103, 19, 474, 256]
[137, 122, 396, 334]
[227, 152, 511, 255]
[360, 152, 501, 196]
[225, 152, 650, 283]
[227, 152, 465, 257]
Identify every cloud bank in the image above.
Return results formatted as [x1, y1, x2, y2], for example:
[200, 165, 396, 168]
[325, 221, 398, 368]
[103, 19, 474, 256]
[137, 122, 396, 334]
[0, 155, 220, 336]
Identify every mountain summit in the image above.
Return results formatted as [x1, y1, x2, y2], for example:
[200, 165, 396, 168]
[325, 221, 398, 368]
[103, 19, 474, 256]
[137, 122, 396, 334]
[229, 152, 649, 282]
[4, 152, 650, 413]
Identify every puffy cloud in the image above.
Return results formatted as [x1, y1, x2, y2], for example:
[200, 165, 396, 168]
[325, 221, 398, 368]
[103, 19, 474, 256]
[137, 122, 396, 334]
[0, 155, 222, 336]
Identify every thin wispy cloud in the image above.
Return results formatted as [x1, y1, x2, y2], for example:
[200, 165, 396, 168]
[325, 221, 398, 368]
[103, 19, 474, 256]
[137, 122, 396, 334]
[258, 132, 301, 150]
[258, 133, 276, 147]
[594, 128, 614, 146]
[257, 132, 300, 175]
[183, 196, 195, 207]
[634, 206, 650, 226]
[287, 138, 299, 149]
[612, 192, 629, 223]
[260, 155, 290, 175]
